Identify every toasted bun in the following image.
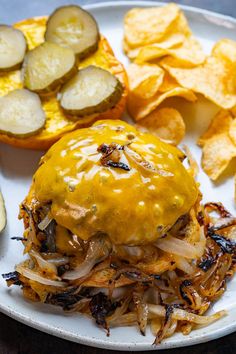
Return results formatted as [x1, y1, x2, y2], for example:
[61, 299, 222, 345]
[0, 17, 128, 150]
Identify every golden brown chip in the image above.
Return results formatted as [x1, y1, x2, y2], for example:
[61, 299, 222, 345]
[124, 4, 180, 48]
[128, 83, 197, 121]
[124, 5, 191, 52]
[235, 175, 236, 203]
[212, 39, 236, 64]
[136, 37, 205, 66]
[161, 55, 236, 109]
[127, 63, 164, 99]
[198, 110, 234, 146]
[136, 107, 185, 145]
[158, 73, 180, 92]
[201, 134, 236, 180]
[230, 106, 236, 117]
[229, 119, 236, 145]
[124, 33, 184, 60]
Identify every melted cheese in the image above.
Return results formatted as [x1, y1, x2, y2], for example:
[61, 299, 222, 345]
[33, 120, 198, 245]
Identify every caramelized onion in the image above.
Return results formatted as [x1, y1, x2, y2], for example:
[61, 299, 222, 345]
[63, 234, 112, 280]
[30, 249, 57, 276]
[148, 304, 226, 325]
[174, 256, 195, 275]
[38, 214, 53, 231]
[16, 264, 67, 287]
[156, 231, 205, 259]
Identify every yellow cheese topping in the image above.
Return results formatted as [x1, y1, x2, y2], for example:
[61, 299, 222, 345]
[33, 120, 198, 245]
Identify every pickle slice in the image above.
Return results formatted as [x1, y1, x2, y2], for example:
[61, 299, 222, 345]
[45, 5, 99, 59]
[59, 65, 123, 117]
[23, 42, 77, 94]
[0, 89, 46, 138]
[0, 191, 6, 233]
[0, 25, 27, 71]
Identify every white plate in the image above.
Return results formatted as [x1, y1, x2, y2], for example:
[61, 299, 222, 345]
[0, 1, 236, 351]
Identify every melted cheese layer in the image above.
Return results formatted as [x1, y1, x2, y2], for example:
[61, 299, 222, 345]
[33, 120, 198, 245]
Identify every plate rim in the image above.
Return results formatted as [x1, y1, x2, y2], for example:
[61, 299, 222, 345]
[1, 0, 236, 351]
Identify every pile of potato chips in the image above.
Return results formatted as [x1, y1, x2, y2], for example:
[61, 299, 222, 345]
[124, 3, 236, 199]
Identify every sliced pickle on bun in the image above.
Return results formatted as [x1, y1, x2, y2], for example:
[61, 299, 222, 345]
[59, 65, 123, 117]
[0, 25, 27, 71]
[45, 5, 99, 59]
[0, 89, 45, 138]
[23, 41, 77, 94]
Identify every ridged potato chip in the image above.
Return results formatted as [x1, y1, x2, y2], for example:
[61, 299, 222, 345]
[128, 77, 197, 121]
[235, 175, 236, 203]
[162, 54, 236, 109]
[123, 4, 201, 66]
[124, 33, 185, 60]
[136, 37, 205, 66]
[136, 107, 185, 145]
[212, 39, 236, 64]
[158, 73, 180, 92]
[201, 134, 236, 180]
[199, 110, 236, 180]
[127, 63, 164, 99]
[124, 3, 180, 49]
[123, 5, 191, 61]
[198, 110, 234, 147]
[229, 119, 236, 144]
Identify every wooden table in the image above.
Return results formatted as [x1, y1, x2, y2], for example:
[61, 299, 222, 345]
[1, 0, 236, 353]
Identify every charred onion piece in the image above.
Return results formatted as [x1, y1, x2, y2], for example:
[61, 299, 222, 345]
[47, 287, 90, 311]
[2, 271, 21, 286]
[0, 25, 27, 71]
[0, 190, 6, 233]
[59, 65, 123, 117]
[208, 230, 236, 254]
[45, 5, 99, 59]
[98, 143, 130, 171]
[0, 89, 45, 138]
[89, 292, 118, 332]
[198, 256, 216, 272]
[154, 305, 174, 344]
[133, 286, 148, 336]
[23, 41, 76, 94]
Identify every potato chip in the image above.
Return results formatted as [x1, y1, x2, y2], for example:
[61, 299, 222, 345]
[158, 73, 180, 92]
[235, 175, 236, 203]
[136, 37, 205, 66]
[124, 33, 185, 60]
[212, 39, 236, 64]
[229, 118, 236, 145]
[128, 83, 197, 121]
[162, 55, 236, 109]
[201, 134, 236, 180]
[198, 110, 234, 146]
[127, 63, 164, 99]
[124, 4, 180, 48]
[123, 5, 192, 62]
[136, 107, 185, 145]
[230, 105, 236, 117]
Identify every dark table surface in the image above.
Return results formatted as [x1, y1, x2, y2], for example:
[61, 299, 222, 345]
[1, 1, 236, 353]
